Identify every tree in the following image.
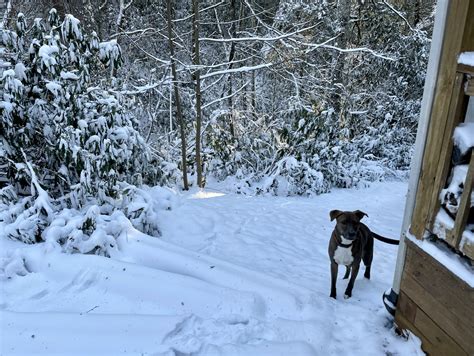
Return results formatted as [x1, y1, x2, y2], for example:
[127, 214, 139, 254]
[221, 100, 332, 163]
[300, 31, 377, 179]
[166, 0, 189, 190]
[192, 0, 203, 188]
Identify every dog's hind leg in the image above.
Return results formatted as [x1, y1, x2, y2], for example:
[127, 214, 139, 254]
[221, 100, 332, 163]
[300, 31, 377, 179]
[343, 266, 350, 279]
[363, 239, 373, 280]
[330, 261, 338, 298]
[363, 256, 372, 279]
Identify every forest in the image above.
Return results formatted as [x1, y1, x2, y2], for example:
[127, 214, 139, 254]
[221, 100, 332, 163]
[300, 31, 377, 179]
[0, 1, 441, 354]
[1, 0, 434, 197]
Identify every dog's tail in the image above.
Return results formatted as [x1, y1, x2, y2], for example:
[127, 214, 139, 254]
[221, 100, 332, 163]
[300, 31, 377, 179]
[371, 232, 399, 245]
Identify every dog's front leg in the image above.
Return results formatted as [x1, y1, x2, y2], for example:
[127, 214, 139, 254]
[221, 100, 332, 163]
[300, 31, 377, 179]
[344, 262, 360, 299]
[343, 266, 350, 279]
[330, 261, 338, 298]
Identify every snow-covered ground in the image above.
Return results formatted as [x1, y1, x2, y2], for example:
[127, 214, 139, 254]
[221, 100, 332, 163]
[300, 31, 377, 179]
[1, 181, 424, 355]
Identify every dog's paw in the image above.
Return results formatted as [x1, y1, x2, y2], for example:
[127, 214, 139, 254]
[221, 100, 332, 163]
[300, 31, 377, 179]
[344, 294, 351, 299]
[330, 293, 336, 299]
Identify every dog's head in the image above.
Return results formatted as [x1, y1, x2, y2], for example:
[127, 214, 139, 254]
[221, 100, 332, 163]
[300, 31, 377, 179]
[329, 210, 368, 241]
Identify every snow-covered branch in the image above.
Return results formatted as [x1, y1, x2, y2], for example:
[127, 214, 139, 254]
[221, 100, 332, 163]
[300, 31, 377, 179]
[201, 62, 273, 80]
[202, 81, 249, 109]
[172, 1, 225, 23]
[116, 0, 134, 30]
[381, 0, 414, 32]
[319, 45, 396, 61]
[199, 25, 316, 43]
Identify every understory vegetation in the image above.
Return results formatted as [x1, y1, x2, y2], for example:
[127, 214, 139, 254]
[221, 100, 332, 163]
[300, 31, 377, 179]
[0, 0, 434, 249]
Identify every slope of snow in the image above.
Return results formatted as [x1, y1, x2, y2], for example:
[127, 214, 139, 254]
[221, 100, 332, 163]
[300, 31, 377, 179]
[1, 181, 424, 355]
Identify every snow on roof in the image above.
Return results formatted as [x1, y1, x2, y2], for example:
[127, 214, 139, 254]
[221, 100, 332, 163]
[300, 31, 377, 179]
[458, 52, 474, 66]
[453, 122, 474, 155]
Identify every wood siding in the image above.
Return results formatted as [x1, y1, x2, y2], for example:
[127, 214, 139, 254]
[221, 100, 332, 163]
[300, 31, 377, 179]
[410, 0, 472, 239]
[395, 240, 474, 356]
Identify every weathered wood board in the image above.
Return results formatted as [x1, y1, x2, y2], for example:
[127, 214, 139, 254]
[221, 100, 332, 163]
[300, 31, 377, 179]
[395, 240, 474, 356]
[427, 73, 467, 236]
[465, 77, 474, 96]
[410, 0, 470, 239]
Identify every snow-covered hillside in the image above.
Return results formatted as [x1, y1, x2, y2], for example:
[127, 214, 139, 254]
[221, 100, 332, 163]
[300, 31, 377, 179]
[1, 181, 423, 355]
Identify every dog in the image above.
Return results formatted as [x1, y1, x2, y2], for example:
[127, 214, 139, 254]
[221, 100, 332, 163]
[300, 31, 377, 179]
[328, 210, 399, 299]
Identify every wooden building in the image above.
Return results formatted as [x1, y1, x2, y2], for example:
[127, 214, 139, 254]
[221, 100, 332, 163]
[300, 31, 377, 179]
[385, 1, 474, 355]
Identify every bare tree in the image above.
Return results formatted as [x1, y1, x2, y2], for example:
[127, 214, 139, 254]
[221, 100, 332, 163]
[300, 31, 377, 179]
[166, 0, 189, 190]
[331, 0, 352, 124]
[192, 0, 203, 188]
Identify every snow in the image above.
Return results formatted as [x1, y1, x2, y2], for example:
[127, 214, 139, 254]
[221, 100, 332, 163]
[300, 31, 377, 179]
[14, 63, 26, 82]
[38, 45, 59, 59]
[61, 14, 83, 41]
[432, 208, 454, 241]
[38, 45, 59, 71]
[458, 51, 474, 66]
[60, 70, 80, 80]
[439, 164, 471, 215]
[460, 230, 474, 253]
[453, 122, 474, 156]
[190, 191, 226, 199]
[201, 63, 273, 80]
[99, 39, 121, 67]
[2, 69, 15, 79]
[45, 81, 62, 97]
[1, 181, 424, 355]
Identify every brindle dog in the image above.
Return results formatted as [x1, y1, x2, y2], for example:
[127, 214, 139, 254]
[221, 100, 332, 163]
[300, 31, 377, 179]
[328, 210, 399, 299]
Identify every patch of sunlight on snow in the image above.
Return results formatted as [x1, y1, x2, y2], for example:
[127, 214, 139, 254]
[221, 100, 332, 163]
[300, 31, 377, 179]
[190, 190, 226, 199]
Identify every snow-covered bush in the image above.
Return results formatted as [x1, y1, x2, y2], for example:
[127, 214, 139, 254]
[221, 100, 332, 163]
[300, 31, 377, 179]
[258, 157, 325, 196]
[202, 102, 412, 196]
[43, 206, 124, 257]
[0, 10, 161, 250]
[1, 10, 148, 204]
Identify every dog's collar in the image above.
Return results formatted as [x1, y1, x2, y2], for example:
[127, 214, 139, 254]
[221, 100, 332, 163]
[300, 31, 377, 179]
[338, 241, 353, 248]
[337, 235, 354, 248]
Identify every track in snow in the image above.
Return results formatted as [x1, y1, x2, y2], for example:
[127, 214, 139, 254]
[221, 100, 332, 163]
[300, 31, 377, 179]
[1, 181, 423, 355]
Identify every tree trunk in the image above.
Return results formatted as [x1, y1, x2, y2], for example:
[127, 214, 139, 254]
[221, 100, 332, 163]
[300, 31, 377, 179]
[166, 0, 189, 190]
[224, 0, 243, 138]
[249, 0, 257, 119]
[192, 0, 203, 188]
[331, 0, 351, 123]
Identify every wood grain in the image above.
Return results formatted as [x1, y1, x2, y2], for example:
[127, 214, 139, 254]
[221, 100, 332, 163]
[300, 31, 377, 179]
[427, 73, 468, 237]
[410, 0, 470, 238]
[396, 241, 474, 355]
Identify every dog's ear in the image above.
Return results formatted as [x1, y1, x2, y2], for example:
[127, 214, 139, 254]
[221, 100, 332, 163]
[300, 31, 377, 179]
[354, 210, 368, 221]
[330, 210, 343, 221]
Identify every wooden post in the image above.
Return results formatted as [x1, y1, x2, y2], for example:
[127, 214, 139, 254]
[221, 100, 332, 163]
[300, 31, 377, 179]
[390, 0, 449, 294]
[461, 1, 474, 52]
[427, 73, 468, 231]
[409, 0, 470, 239]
